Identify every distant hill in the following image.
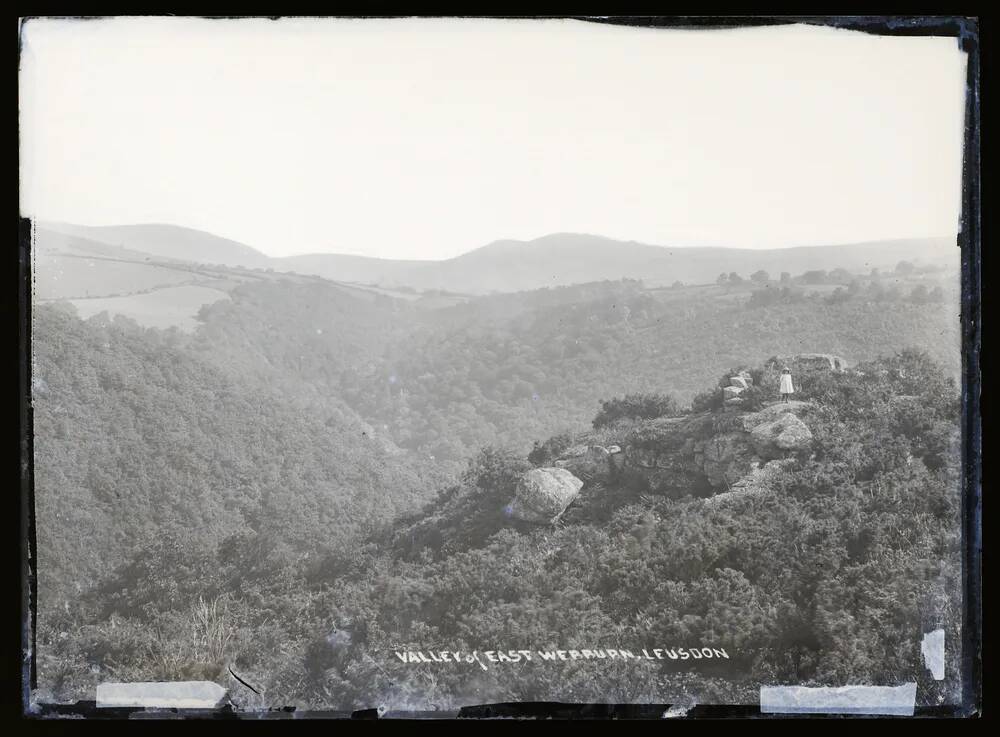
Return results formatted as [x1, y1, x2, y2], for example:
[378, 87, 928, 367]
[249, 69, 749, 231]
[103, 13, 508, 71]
[35, 222, 957, 295]
[280, 232, 957, 293]
[31, 226, 235, 303]
[38, 222, 272, 269]
[273, 252, 432, 290]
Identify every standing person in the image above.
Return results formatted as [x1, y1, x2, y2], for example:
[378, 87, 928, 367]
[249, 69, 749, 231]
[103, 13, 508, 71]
[779, 366, 794, 403]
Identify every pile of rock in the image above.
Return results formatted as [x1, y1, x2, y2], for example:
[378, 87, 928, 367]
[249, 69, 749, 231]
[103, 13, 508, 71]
[722, 370, 754, 405]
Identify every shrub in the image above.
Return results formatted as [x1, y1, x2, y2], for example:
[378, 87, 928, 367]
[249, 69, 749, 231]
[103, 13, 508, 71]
[748, 286, 806, 307]
[738, 384, 766, 412]
[802, 269, 828, 284]
[462, 447, 531, 495]
[691, 388, 723, 413]
[528, 432, 574, 466]
[586, 418, 642, 449]
[592, 393, 682, 428]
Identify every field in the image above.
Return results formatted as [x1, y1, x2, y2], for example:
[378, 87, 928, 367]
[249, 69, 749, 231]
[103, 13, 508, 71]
[67, 285, 232, 331]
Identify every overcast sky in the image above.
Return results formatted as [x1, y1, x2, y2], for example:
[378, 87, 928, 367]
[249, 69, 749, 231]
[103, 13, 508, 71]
[20, 17, 968, 260]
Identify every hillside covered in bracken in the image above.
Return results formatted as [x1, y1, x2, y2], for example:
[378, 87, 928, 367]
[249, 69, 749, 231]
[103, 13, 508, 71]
[32, 271, 962, 709]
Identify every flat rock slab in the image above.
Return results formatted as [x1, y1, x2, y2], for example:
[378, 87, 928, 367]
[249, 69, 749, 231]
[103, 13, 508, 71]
[97, 681, 228, 709]
[741, 401, 812, 430]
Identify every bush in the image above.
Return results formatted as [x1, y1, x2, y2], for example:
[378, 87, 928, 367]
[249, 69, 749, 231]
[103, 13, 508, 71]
[748, 286, 805, 307]
[462, 447, 531, 494]
[585, 418, 642, 449]
[528, 432, 574, 466]
[593, 393, 682, 428]
[802, 270, 828, 284]
[691, 388, 723, 413]
[738, 384, 766, 412]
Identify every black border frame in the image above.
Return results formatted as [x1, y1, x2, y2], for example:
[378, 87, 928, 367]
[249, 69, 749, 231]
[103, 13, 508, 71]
[14, 14, 982, 721]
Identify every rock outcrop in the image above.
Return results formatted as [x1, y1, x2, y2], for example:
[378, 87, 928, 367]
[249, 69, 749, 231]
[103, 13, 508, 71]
[539, 390, 815, 505]
[770, 353, 850, 372]
[750, 413, 814, 460]
[559, 444, 590, 459]
[555, 444, 623, 478]
[723, 385, 744, 400]
[738, 400, 811, 430]
[618, 401, 815, 496]
[620, 414, 716, 495]
[699, 432, 753, 488]
[703, 458, 796, 507]
[508, 467, 584, 524]
[721, 370, 754, 404]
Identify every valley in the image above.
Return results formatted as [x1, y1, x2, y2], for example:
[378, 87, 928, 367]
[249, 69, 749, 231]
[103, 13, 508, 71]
[28, 222, 964, 710]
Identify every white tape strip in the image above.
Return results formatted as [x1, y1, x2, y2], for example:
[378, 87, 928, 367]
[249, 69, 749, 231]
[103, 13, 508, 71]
[96, 681, 228, 709]
[921, 629, 945, 680]
[760, 683, 917, 716]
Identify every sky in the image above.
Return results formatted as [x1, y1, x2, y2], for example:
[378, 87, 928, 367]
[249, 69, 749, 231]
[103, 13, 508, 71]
[20, 17, 969, 260]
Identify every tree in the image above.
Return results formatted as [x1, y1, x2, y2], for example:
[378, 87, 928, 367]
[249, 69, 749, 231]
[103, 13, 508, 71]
[895, 260, 915, 276]
[909, 284, 930, 303]
[528, 432, 574, 466]
[738, 384, 766, 412]
[593, 393, 682, 428]
[802, 270, 828, 285]
[463, 447, 530, 494]
[750, 270, 770, 284]
[829, 268, 853, 284]
[716, 273, 728, 286]
[780, 272, 792, 284]
[728, 272, 744, 284]
[826, 287, 849, 305]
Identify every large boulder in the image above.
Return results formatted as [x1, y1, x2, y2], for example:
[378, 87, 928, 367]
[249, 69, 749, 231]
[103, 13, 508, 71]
[750, 412, 814, 459]
[508, 467, 584, 524]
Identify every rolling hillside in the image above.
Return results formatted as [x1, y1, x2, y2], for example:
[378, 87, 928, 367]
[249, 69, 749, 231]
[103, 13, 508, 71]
[34, 221, 957, 296]
[30, 226, 964, 710]
[278, 233, 958, 293]
[37, 221, 272, 268]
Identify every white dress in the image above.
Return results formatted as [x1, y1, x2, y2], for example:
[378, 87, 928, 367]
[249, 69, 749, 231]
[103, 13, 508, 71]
[779, 374, 794, 394]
